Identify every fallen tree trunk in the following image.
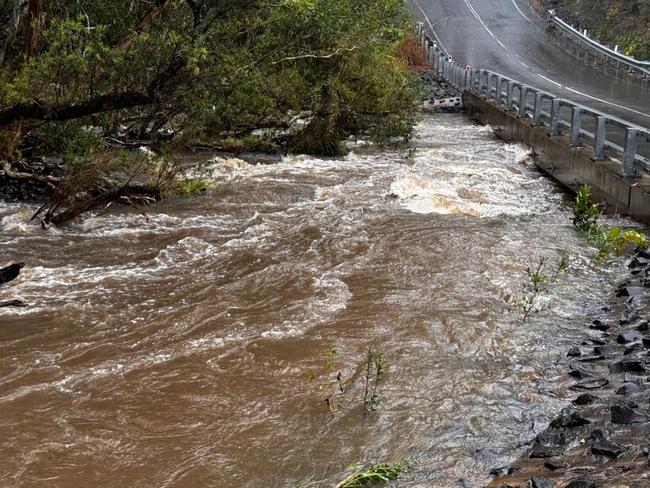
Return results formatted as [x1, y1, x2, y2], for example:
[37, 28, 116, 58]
[37, 184, 161, 226]
[0, 299, 28, 307]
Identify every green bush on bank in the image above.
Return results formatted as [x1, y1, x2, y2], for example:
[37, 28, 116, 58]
[572, 185, 648, 258]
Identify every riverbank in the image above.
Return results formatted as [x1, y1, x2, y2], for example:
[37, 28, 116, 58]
[532, 0, 650, 62]
[487, 246, 650, 487]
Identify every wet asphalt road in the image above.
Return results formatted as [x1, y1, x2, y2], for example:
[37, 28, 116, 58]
[409, 0, 650, 129]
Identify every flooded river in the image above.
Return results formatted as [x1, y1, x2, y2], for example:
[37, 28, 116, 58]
[0, 114, 628, 487]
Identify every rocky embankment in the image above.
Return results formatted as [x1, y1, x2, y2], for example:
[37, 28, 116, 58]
[488, 249, 650, 488]
[420, 70, 463, 113]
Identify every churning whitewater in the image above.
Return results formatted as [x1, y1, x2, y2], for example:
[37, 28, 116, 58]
[0, 114, 627, 487]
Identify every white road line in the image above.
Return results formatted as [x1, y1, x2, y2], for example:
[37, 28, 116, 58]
[510, 0, 535, 25]
[565, 87, 650, 120]
[462, 0, 649, 121]
[410, 0, 449, 55]
[537, 74, 562, 87]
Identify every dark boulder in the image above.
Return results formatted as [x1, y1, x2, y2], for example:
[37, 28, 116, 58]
[567, 346, 582, 357]
[529, 445, 565, 458]
[590, 439, 625, 458]
[535, 431, 566, 446]
[589, 428, 608, 440]
[608, 360, 645, 374]
[0, 262, 25, 286]
[572, 393, 597, 405]
[543, 460, 567, 471]
[616, 382, 643, 395]
[617, 330, 644, 344]
[611, 404, 637, 424]
[549, 409, 590, 429]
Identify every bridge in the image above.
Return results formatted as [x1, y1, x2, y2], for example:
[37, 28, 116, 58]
[409, 0, 650, 223]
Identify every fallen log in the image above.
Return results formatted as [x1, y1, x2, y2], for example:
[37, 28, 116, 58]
[0, 299, 28, 307]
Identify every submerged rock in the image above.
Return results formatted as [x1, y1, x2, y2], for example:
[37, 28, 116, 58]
[489, 466, 518, 477]
[567, 346, 582, 357]
[572, 393, 598, 405]
[565, 480, 598, 488]
[569, 378, 608, 391]
[616, 330, 644, 344]
[610, 404, 639, 424]
[528, 477, 555, 488]
[0, 262, 24, 286]
[620, 310, 640, 325]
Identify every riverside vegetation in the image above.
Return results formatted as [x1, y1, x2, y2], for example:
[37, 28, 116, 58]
[0, 0, 423, 225]
[545, 0, 650, 60]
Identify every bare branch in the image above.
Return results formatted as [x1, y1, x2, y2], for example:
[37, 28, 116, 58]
[271, 46, 359, 64]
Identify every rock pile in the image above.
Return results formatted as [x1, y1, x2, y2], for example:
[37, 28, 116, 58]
[487, 249, 650, 487]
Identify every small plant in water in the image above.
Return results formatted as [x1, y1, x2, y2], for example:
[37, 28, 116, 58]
[363, 347, 385, 412]
[335, 461, 410, 488]
[307, 347, 345, 414]
[521, 255, 569, 322]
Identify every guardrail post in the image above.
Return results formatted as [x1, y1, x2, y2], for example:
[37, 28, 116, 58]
[518, 86, 529, 118]
[593, 116, 607, 160]
[570, 107, 582, 146]
[549, 99, 561, 136]
[623, 128, 639, 178]
[533, 93, 543, 125]
[506, 82, 514, 110]
[495, 76, 503, 105]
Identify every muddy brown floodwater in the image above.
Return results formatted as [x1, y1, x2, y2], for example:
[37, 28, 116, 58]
[0, 114, 634, 487]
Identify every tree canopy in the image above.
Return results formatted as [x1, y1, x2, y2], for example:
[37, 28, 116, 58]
[0, 0, 421, 159]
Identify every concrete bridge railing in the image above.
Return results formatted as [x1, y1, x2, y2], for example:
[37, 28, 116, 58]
[416, 24, 650, 180]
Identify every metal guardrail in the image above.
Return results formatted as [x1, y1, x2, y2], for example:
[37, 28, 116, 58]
[547, 11, 650, 78]
[416, 24, 650, 179]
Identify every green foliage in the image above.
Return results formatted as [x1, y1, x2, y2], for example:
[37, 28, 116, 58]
[363, 347, 385, 413]
[571, 185, 601, 231]
[175, 178, 217, 196]
[335, 461, 410, 488]
[1, 0, 420, 160]
[521, 255, 569, 322]
[558, 0, 650, 60]
[307, 346, 345, 414]
[571, 185, 649, 259]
